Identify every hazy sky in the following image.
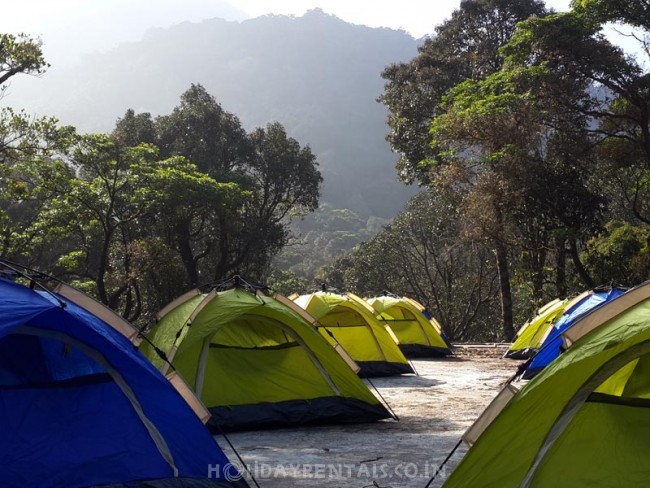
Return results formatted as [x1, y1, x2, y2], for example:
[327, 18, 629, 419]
[1, 0, 572, 41]
[236, 0, 572, 37]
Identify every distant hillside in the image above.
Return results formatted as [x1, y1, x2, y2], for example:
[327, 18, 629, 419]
[9, 9, 419, 217]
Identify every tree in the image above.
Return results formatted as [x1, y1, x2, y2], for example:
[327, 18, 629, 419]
[155, 84, 252, 178]
[112, 109, 156, 147]
[583, 220, 650, 286]
[266, 267, 311, 296]
[379, 0, 549, 338]
[22, 135, 243, 321]
[1, 32, 65, 167]
[248, 122, 321, 223]
[129, 149, 245, 308]
[501, 5, 650, 223]
[320, 189, 501, 341]
[380, 0, 547, 184]
[0, 33, 77, 266]
[112, 85, 322, 286]
[23, 137, 158, 317]
[0, 33, 48, 95]
[428, 61, 605, 304]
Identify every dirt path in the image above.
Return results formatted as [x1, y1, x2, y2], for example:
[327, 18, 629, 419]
[218, 352, 516, 487]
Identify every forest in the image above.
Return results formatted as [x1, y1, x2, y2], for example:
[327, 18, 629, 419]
[2, 0, 649, 340]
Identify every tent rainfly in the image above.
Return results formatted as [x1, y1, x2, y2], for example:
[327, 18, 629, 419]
[292, 291, 414, 377]
[366, 295, 452, 357]
[141, 284, 393, 432]
[522, 287, 625, 379]
[401, 296, 454, 349]
[504, 298, 569, 360]
[441, 280, 650, 488]
[0, 275, 245, 488]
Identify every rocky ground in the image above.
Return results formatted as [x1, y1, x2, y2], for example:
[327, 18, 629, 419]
[218, 346, 517, 487]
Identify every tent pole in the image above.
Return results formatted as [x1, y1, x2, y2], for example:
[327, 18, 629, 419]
[365, 322, 387, 362]
[366, 377, 399, 421]
[409, 359, 419, 376]
[195, 333, 214, 398]
[213, 422, 261, 488]
[255, 316, 341, 396]
[425, 438, 462, 488]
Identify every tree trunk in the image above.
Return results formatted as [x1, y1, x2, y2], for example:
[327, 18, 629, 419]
[495, 240, 515, 341]
[96, 227, 115, 306]
[176, 221, 199, 287]
[569, 237, 595, 289]
[530, 247, 546, 303]
[555, 236, 567, 298]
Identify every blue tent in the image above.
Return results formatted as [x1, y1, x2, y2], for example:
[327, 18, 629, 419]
[522, 287, 625, 379]
[0, 277, 247, 487]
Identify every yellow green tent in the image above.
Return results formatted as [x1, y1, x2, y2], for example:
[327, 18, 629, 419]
[366, 295, 452, 357]
[504, 298, 569, 359]
[292, 291, 414, 377]
[442, 281, 650, 487]
[141, 284, 392, 432]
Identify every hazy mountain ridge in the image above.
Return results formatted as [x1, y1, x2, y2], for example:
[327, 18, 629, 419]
[9, 8, 420, 217]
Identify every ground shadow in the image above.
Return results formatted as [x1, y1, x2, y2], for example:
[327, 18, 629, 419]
[366, 375, 443, 389]
[412, 356, 466, 363]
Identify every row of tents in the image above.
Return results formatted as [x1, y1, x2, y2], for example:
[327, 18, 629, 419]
[142, 286, 452, 431]
[505, 286, 625, 378]
[0, 264, 451, 487]
[440, 282, 650, 487]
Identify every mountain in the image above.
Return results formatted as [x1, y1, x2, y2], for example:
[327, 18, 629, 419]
[16, 0, 249, 68]
[8, 8, 419, 218]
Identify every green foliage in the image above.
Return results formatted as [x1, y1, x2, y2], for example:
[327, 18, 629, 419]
[572, 0, 650, 30]
[265, 268, 311, 297]
[379, 0, 637, 339]
[380, 0, 547, 184]
[11, 113, 319, 323]
[274, 203, 389, 279]
[248, 122, 322, 220]
[0, 42, 321, 325]
[0, 33, 48, 89]
[113, 85, 322, 286]
[319, 190, 503, 341]
[155, 84, 253, 178]
[583, 220, 650, 286]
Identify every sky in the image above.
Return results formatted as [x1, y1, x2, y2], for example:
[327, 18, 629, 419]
[235, 0, 571, 37]
[1, 0, 571, 45]
[0, 0, 642, 67]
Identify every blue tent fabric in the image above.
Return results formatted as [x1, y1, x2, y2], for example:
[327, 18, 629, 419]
[522, 288, 625, 379]
[0, 278, 245, 488]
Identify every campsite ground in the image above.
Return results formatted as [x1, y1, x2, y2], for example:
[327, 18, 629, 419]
[219, 346, 517, 487]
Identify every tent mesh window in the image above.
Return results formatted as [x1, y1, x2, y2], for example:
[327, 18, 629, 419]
[0, 333, 108, 389]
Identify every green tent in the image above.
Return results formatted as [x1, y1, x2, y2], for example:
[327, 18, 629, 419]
[366, 295, 452, 357]
[442, 281, 650, 487]
[504, 297, 569, 359]
[293, 291, 414, 377]
[141, 285, 392, 432]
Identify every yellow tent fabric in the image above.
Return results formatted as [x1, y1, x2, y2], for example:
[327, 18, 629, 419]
[442, 281, 650, 487]
[292, 291, 414, 377]
[366, 295, 452, 357]
[504, 298, 569, 359]
[141, 287, 391, 431]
